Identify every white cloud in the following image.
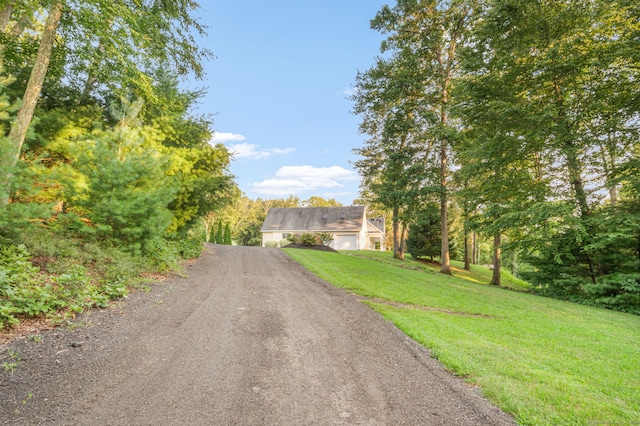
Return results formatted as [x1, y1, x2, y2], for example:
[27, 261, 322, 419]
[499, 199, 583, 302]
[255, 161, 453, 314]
[227, 143, 295, 160]
[270, 147, 296, 155]
[210, 132, 246, 143]
[342, 86, 360, 97]
[252, 165, 359, 196]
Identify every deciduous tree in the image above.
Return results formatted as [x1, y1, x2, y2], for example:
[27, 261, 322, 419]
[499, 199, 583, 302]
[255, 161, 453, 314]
[0, 0, 211, 204]
[355, 0, 479, 269]
[457, 0, 640, 301]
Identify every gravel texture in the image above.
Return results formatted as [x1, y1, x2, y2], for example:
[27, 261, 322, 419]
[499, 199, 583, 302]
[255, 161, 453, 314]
[1, 244, 514, 425]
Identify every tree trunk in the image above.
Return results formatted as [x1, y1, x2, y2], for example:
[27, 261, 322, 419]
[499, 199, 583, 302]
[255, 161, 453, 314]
[490, 232, 501, 286]
[565, 142, 590, 218]
[608, 187, 618, 206]
[0, 2, 12, 31]
[463, 229, 470, 271]
[8, 1, 62, 140]
[439, 136, 451, 275]
[511, 248, 518, 277]
[398, 223, 406, 261]
[392, 205, 401, 259]
[552, 72, 591, 219]
[2, 0, 63, 205]
[472, 232, 477, 264]
[564, 141, 599, 283]
[637, 233, 640, 271]
[81, 44, 105, 100]
[0, 2, 33, 37]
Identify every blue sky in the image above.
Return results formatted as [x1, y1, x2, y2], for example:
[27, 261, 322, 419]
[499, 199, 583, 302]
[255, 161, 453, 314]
[190, 1, 388, 205]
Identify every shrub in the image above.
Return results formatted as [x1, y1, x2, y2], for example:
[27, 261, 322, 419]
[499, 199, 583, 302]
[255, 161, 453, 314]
[0, 244, 47, 327]
[301, 233, 318, 246]
[287, 233, 300, 244]
[0, 244, 122, 328]
[0, 226, 205, 329]
[279, 239, 291, 247]
[246, 236, 262, 246]
[318, 232, 334, 246]
[265, 241, 278, 248]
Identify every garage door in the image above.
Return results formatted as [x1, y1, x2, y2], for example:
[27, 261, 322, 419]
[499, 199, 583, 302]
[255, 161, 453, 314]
[333, 235, 358, 250]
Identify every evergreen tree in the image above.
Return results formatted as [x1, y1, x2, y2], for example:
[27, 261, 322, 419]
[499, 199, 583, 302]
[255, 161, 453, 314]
[215, 220, 223, 244]
[223, 223, 232, 245]
[64, 125, 177, 254]
[406, 204, 441, 260]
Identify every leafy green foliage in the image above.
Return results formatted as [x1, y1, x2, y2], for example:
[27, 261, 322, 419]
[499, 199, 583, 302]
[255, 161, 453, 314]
[287, 233, 300, 244]
[137, 73, 236, 233]
[524, 204, 640, 313]
[353, 0, 640, 310]
[304, 196, 342, 207]
[143, 236, 203, 272]
[1, 0, 213, 101]
[450, 0, 640, 309]
[214, 220, 223, 244]
[0, 60, 17, 204]
[0, 244, 117, 328]
[63, 126, 177, 254]
[317, 232, 334, 246]
[279, 239, 291, 247]
[0, 227, 205, 329]
[300, 233, 318, 247]
[223, 223, 232, 245]
[2, 348, 21, 374]
[354, 0, 479, 269]
[406, 204, 441, 260]
[0, 2, 227, 329]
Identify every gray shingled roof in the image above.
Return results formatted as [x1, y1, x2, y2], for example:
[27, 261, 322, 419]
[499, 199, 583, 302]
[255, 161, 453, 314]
[261, 206, 365, 232]
[367, 218, 385, 234]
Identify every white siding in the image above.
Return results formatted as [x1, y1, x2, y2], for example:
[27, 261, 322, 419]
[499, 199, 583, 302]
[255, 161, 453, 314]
[333, 235, 358, 250]
[262, 232, 282, 247]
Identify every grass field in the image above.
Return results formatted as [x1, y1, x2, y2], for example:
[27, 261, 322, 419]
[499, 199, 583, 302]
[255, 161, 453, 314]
[283, 249, 640, 426]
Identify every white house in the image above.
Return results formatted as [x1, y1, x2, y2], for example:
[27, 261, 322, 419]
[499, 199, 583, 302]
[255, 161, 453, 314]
[261, 206, 385, 251]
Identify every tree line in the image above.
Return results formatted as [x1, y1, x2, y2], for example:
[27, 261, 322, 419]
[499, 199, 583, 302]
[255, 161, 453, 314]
[0, 1, 239, 327]
[352, 0, 640, 313]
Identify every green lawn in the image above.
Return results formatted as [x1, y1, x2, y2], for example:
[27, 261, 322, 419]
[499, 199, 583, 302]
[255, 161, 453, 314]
[284, 248, 640, 426]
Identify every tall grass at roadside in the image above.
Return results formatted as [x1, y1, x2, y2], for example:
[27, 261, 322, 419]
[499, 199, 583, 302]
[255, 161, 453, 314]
[284, 249, 640, 426]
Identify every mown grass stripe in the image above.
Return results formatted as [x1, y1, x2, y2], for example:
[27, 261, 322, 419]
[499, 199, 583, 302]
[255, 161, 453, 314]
[284, 248, 640, 426]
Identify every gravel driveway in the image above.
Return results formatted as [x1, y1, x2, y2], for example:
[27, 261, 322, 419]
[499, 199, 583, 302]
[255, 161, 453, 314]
[1, 245, 514, 425]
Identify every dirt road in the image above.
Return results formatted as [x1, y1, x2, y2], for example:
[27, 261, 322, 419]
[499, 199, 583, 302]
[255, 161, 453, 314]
[1, 245, 513, 425]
